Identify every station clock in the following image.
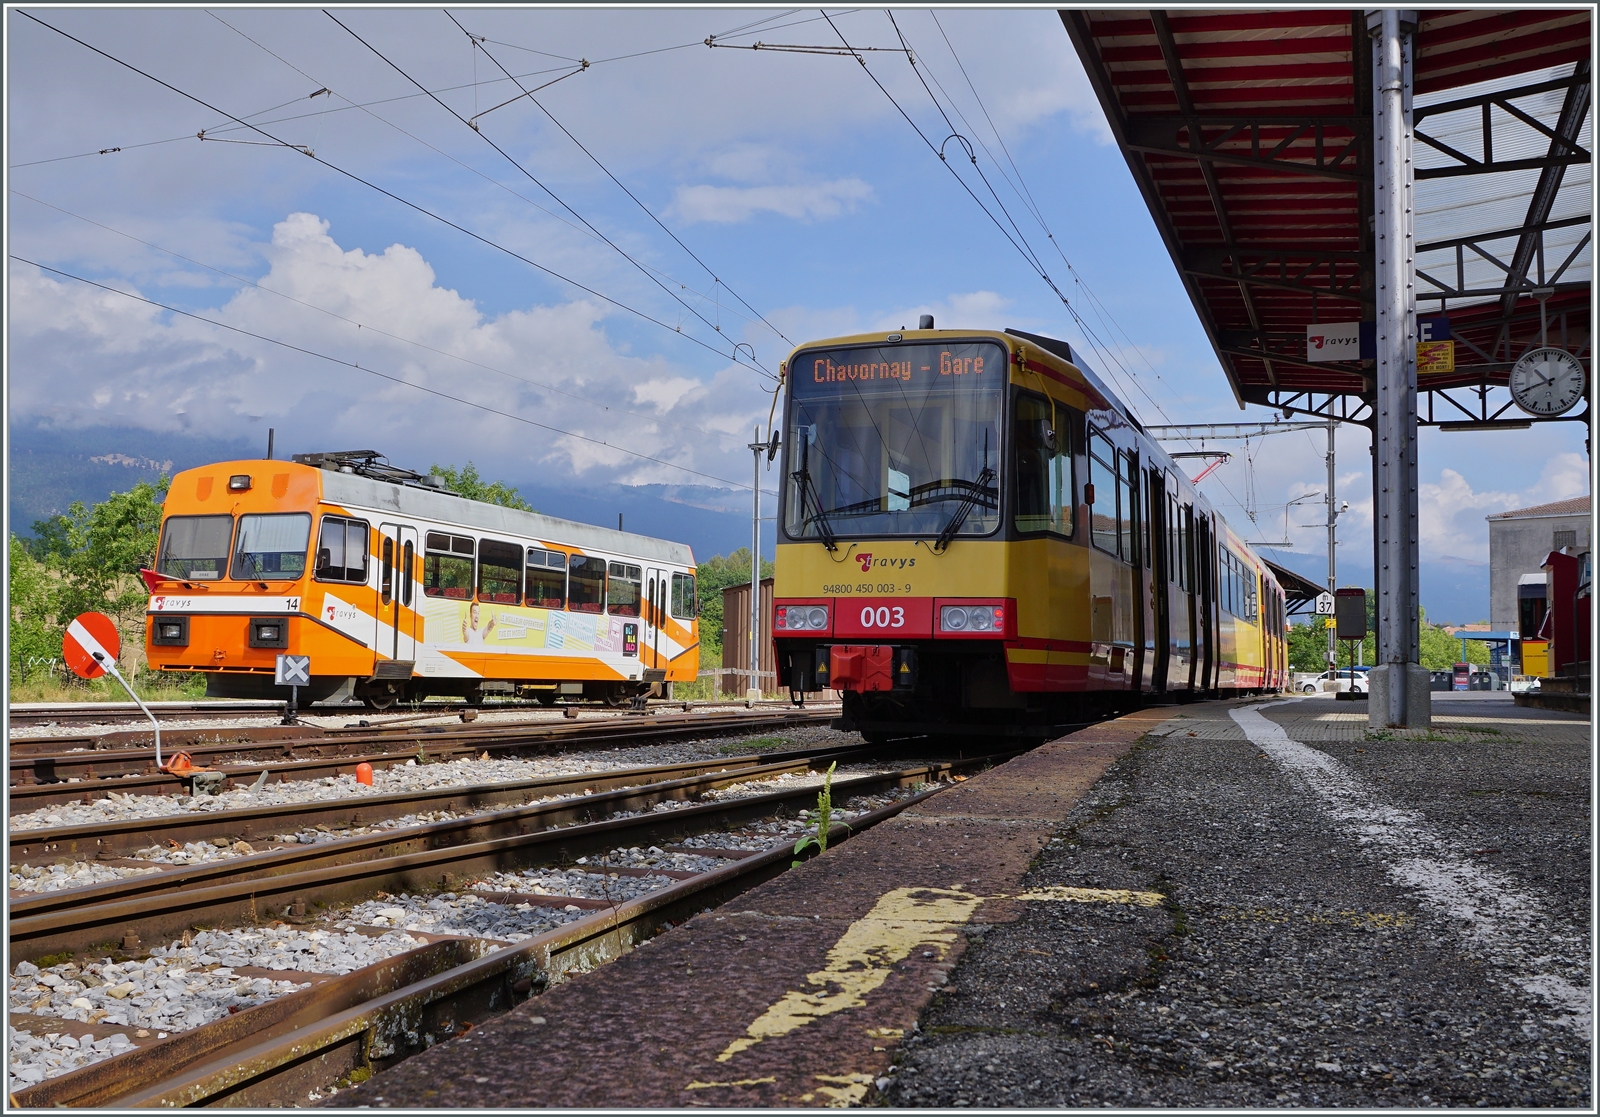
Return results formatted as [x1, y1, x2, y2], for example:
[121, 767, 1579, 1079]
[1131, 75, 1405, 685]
[1509, 347, 1587, 417]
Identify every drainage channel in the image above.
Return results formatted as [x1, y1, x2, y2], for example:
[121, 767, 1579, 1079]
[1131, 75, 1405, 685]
[8, 765, 976, 1106]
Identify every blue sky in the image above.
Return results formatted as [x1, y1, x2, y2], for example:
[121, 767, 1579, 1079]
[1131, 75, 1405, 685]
[6, 7, 1589, 623]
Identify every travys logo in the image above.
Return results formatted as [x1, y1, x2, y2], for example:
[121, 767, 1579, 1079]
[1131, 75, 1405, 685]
[856, 553, 915, 572]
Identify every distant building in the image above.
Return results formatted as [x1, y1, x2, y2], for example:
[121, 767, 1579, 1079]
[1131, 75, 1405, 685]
[1486, 495, 1591, 635]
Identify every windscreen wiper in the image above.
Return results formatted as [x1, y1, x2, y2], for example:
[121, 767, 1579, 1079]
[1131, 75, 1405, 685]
[932, 465, 996, 553]
[792, 463, 838, 551]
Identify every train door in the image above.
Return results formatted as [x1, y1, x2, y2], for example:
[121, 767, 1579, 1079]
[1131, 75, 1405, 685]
[1127, 452, 1145, 694]
[374, 523, 419, 673]
[1148, 468, 1171, 692]
[1197, 513, 1217, 692]
[643, 567, 669, 685]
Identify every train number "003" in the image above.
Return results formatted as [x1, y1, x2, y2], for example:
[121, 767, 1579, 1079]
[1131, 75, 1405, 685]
[859, 605, 905, 628]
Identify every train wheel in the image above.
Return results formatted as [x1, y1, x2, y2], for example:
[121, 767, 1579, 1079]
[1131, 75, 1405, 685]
[363, 693, 398, 711]
[536, 692, 557, 707]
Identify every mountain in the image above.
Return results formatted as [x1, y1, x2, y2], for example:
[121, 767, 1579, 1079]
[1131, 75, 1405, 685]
[7, 424, 769, 563]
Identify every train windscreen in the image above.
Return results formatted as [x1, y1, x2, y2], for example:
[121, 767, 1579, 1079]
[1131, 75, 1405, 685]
[784, 341, 1003, 542]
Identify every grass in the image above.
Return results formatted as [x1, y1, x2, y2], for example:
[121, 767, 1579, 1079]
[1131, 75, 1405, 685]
[8, 671, 208, 703]
[717, 735, 792, 755]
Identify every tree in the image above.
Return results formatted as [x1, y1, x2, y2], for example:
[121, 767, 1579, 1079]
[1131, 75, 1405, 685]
[428, 462, 533, 511]
[1288, 592, 1491, 674]
[693, 548, 774, 666]
[8, 536, 62, 684]
[27, 478, 168, 671]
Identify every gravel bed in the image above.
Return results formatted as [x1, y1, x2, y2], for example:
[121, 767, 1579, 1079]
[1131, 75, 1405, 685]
[8, 725, 859, 832]
[9, 860, 163, 893]
[887, 701, 1591, 1108]
[334, 893, 589, 942]
[469, 866, 680, 904]
[7, 1026, 138, 1091]
[8, 926, 428, 1090]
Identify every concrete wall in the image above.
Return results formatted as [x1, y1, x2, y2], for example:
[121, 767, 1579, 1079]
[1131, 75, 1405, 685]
[1489, 513, 1590, 631]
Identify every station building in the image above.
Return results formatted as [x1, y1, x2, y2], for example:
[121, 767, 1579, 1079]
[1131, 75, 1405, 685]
[1487, 495, 1591, 637]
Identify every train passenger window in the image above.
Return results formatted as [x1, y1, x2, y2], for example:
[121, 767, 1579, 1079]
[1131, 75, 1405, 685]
[478, 540, 523, 605]
[525, 548, 567, 609]
[1117, 451, 1135, 562]
[230, 513, 312, 581]
[423, 532, 475, 599]
[157, 514, 234, 581]
[1087, 426, 1120, 557]
[381, 539, 394, 605]
[1012, 393, 1073, 536]
[1181, 504, 1194, 590]
[607, 562, 642, 617]
[401, 541, 414, 606]
[671, 572, 697, 619]
[314, 516, 369, 584]
[568, 555, 607, 613]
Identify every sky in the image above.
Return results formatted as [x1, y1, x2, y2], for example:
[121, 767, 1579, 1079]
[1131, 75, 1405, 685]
[5, 6, 1590, 623]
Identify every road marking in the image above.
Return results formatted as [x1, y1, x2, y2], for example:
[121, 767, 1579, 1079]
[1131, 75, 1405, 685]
[683, 1077, 776, 1090]
[708, 882, 1169, 1072]
[1231, 702, 1591, 1031]
[1017, 885, 1165, 907]
[713, 886, 983, 1064]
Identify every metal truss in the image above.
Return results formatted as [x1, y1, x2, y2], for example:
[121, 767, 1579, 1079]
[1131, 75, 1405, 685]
[1251, 391, 1375, 426]
[1416, 214, 1590, 301]
[1421, 383, 1591, 431]
[1413, 68, 1591, 180]
[1185, 247, 1364, 303]
[1123, 114, 1362, 181]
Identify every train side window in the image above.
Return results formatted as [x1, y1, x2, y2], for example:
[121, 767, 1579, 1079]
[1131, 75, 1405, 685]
[1087, 425, 1119, 555]
[157, 514, 235, 581]
[526, 548, 567, 609]
[568, 554, 607, 613]
[423, 532, 475, 599]
[380, 538, 394, 605]
[1117, 451, 1135, 562]
[314, 516, 369, 584]
[1013, 393, 1072, 536]
[401, 541, 414, 606]
[607, 562, 642, 616]
[1182, 504, 1194, 590]
[671, 572, 697, 619]
[478, 539, 523, 605]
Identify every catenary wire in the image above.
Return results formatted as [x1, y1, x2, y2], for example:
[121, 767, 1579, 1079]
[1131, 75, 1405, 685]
[17, 10, 767, 379]
[12, 255, 777, 496]
[448, 11, 792, 347]
[9, 188, 743, 447]
[326, 9, 775, 378]
[200, 12, 767, 341]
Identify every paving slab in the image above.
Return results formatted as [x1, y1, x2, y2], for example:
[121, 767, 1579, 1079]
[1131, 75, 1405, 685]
[335, 705, 1175, 1107]
[889, 695, 1591, 1108]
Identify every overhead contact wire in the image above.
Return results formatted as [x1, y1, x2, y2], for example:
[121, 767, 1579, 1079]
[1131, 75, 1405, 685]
[325, 10, 774, 378]
[12, 255, 775, 495]
[447, 11, 791, 346]
[17, 10, 765, 379]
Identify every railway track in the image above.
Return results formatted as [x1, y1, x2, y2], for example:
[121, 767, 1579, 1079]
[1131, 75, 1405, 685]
[8, 747, 1003, 1107]
[9, 708, 836, 803]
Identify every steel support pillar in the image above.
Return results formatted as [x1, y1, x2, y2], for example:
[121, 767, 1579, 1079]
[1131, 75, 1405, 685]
[1368, 9, 1429, 728]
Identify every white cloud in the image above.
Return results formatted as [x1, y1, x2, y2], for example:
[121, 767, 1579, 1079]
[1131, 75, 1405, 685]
[668, 178, 873, 224]
[871, 291, 1014, 333]
[8, 214, 774, 491]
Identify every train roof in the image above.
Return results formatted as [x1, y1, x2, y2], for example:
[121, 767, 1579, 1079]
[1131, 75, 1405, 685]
[170, 459, 695, 567]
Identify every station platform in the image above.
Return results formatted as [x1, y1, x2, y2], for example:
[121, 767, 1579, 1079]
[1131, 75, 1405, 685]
[338, 695, 1589, 1108]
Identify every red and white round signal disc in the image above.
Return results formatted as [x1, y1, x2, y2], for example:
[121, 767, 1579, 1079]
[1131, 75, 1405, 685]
[64, 612, 122, 679]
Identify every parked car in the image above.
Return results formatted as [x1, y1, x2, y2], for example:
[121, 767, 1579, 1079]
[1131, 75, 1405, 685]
[1300, 669, 1366, 694]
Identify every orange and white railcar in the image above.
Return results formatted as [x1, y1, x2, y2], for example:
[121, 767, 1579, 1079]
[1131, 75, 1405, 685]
[144, 452, 699, 708]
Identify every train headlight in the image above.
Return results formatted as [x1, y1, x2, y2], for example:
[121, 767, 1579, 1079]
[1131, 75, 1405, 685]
[776, 604, 831, 632]
[939, 603, 1006, 635]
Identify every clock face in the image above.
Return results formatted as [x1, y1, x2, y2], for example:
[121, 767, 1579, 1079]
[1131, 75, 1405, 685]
[1509, 348, 1587, 417]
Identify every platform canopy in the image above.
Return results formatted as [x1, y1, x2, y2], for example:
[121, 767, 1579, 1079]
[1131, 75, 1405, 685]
[1063, 9, 1591, 428]
[1264, 558, 1328, 617]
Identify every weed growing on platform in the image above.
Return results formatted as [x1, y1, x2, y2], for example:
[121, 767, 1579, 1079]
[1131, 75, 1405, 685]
[793, 761, 840, 866]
